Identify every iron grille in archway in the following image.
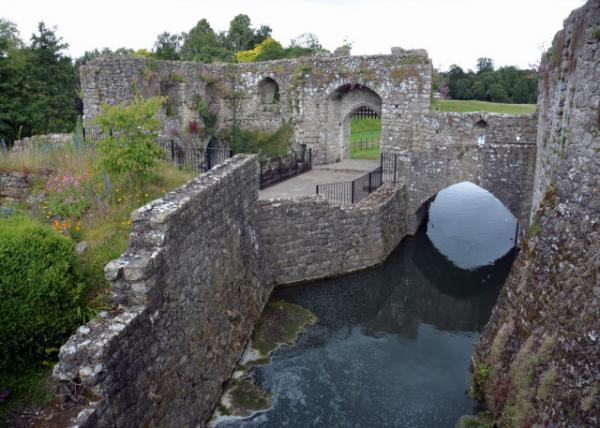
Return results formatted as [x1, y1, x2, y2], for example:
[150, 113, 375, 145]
[351, 106, 380, 119]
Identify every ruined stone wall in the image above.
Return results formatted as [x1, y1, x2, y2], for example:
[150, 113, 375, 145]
[80, 50, 432, 165]
[383, 112, 538, 231]
[257, 184, 407, 285]
[474, 1, 600, 426]
[0, 172, 34, 204]
[53, 156, 269, 428]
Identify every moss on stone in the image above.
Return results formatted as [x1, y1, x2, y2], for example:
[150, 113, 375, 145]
[536, 367, 557, 400]
[456, 414, 492, 428]
[501, 336, 536, 427]
[390, 65, 424, 93]
[581, 385, 598, 413]
[470, 363, 491, 401]
[229, 378, 272, 414]
[251, 299, 317, 357]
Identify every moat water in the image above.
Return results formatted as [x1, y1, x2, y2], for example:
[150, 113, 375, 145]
[219, 182, 517, 428]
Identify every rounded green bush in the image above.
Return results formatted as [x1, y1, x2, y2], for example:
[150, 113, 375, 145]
[0, 216, 84, 372]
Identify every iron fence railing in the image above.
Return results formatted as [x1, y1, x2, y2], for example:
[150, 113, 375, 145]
[349, 138, 380, 153]
[381, 151, 401, 184]
[259, 148, 312, 189]
[82, 127, 233, 174]
[158, 139, 233, 173]
[316, 165, 383, 204]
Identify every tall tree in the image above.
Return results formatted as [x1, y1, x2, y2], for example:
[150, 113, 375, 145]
[476, 57, 494, 73]
[0, 19, 25, 142]
[25, 22, 77, 135]
[180, 19, 231, 62]
[153, 32, 181, 60]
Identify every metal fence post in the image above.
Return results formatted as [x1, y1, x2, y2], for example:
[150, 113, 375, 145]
[170, 140, 175, 161]
[351, 180, 355, 204]
[316, 184, 319, 195]
[393, 153, 398, 184]
[368, 171, 372, 193]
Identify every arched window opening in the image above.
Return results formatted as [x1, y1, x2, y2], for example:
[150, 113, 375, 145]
[258, 77, 280, 105]
[475, 119, 488, 146]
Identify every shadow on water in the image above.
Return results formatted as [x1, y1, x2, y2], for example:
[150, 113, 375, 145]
[219, 183, 518, 428]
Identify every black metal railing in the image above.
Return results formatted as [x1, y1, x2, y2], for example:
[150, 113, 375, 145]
[158, 139, 233, 173]
[349, 138, 380, 153]
[259, 148, 312, 189]
[316, 165, 383, 204]
[381, 151, 401, 184]
[83, 127, 233, 174]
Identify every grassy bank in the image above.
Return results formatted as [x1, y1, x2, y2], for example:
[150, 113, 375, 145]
[0, 137, 193, 425]
[432, 99, 537, 115]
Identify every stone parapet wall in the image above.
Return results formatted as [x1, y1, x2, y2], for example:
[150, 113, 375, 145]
[80, 51, 432, 165]
[53, 155, 269, 427]
[474, 1, 600, 426]
[257, 184, 407, 285]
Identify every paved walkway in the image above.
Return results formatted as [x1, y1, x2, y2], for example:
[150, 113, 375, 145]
[258, 159, 380, 200]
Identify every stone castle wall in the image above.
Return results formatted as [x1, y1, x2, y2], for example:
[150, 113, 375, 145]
[80, 53, 538, 229]
[473, 1, 600, 426]
[53, 156, 269, 427]
[384, 112, 537, 231]
[53, 161, 411, 427]
[257, 184, 407, 285]
[80, 50, 432, 165]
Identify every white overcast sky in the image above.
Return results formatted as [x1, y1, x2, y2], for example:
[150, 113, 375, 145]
[3, 0, 586, 71]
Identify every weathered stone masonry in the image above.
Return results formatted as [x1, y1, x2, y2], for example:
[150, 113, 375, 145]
[80, 50, 432, 166]
[53, 156, 409, 427]
[474, 1, 600, 426]
[54, 156, 268, 427]
[257, 184, 407, 285]
[57, 39, 557, 428]
[81, 51, 537, 228]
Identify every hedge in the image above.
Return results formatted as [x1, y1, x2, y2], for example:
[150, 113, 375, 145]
[0, 216, 84, 372]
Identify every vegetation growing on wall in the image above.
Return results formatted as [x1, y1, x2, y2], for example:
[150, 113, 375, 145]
[231, 123, 293, 159]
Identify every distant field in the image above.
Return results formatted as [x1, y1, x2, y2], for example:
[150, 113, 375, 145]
[350, 118, 381, 160]
[432, 99, 537, 115]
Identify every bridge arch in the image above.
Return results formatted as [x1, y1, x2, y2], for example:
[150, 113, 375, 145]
[326, 84, 382, 162]
[412, 180, 521, 241]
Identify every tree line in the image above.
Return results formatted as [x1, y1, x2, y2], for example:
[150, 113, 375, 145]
[0, 14, 539, 144]
[0, 15, 334, 144]
[437, 57, 538, 104]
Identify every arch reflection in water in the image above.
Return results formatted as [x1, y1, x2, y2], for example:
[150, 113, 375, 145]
[426, 181, 518, 270]
[218, 184, 517, 428]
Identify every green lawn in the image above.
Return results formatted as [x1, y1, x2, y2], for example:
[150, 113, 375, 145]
[350, 118, 381, 160]
[432, 99, 537, 115]
[350, 146, 381, 160]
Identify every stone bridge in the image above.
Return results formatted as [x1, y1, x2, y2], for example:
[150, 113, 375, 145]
[53, 47, 542, 427]
[81, 49, 537, 229]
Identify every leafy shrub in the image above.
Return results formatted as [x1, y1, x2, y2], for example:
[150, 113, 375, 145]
[0, 216, 84, 372]
[231, 123, 293, 159]
[94, 96, 165, 182]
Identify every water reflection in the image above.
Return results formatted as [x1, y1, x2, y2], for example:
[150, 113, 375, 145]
[218, 182, 517, 428]
[427, 182, 517, 270]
